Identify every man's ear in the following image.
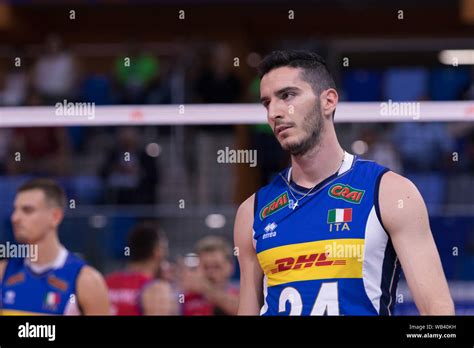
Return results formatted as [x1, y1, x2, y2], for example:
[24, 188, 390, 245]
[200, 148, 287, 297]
[52, 207, 64, 227]
[320, 88, 338, 119]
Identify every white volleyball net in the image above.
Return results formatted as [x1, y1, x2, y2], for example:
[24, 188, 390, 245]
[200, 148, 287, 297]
[0, 101, 473, 314]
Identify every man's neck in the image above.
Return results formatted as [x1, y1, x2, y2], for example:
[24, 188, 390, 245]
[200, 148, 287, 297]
[290, 131, 345, 188]
[29, 233, 63, 267]
[127, 261, 156, 277]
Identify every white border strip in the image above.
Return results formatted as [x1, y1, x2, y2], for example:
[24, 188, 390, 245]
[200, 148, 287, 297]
[0, 101, 473, 127]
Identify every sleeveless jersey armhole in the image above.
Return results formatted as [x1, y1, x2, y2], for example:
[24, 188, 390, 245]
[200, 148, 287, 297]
[374, 168, 390, 236]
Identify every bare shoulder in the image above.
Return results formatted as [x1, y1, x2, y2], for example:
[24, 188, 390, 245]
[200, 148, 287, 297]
[76, 265, 110, 315]
[234, 193, 257, 259]
[143, 280, 172, 295]
[77, 265, 108, 294]
[379, 171, 425, 207]
[379, 171, 428, 233]
[141, 280, 177, 315]
[380, 171, 420, 195]
[234, 194, 255, 237]
[237, 193, 255, 218]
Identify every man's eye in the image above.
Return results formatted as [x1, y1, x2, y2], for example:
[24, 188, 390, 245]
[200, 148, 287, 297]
[283, 93, 294, 99]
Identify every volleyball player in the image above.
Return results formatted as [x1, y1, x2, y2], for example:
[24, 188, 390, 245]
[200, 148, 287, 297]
[235, 50, 454, 315]
[106, 223, 176, 315]
[0, 178, 110, 315]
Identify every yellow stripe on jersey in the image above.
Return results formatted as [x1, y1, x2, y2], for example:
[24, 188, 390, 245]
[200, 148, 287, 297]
[257, 238, 365, 287]
[1, 309, 50, 316]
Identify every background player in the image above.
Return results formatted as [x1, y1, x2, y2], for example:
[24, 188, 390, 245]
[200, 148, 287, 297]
[106, 222, 177, 315]
[235, 50, 454, 316]
[179, 236, 239, 315]
[0, 178, 110, 315]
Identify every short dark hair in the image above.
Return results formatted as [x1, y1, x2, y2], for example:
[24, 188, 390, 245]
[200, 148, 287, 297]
[196, 236, 233, 262]
[17, 178, 67, 209]
[128, 223, 165, 262]
[258, 50, 337, 117]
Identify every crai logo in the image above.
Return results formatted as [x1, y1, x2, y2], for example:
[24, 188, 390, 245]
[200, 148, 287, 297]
[260, 192, 289, 220]
[328, 183, 365, 204]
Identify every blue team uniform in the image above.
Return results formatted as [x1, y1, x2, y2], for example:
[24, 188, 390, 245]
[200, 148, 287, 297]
[1, 248, 85, 315]
[253, 152, 401, 316]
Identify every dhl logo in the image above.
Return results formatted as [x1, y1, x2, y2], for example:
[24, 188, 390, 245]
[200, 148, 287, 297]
[270, 252, 346, 274]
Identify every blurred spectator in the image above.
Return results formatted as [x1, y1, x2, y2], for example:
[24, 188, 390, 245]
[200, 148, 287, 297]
[460, 66, 474, 100]
[429, 66, 471, 101]
[384, 68, 428, 101]
[342, 69, 383, 101]
[32, 35, 79, 104]
[185, 44, 242, 203]
[179, 236, 239, 316]
[145, 59, 173, 104]
[460, 129, 474, 172]
[9, 127, 71, 176]
[115, 46, 159, 104]
[0, 129, 13, 174]
[106, 223, 176, 315]
[251, 123, 289, 185]
[359, 126, 403, 174]
[0, 53, 28, 106]
[80, 73, 116, 105]
[4, 86, 72, 176]
[100, 127, 159, 204]
[391, 122, 455, 172]
[193, 43, 242, 103]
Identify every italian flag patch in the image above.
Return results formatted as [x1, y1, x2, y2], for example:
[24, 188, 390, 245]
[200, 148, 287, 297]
[327, 208, 352, 223]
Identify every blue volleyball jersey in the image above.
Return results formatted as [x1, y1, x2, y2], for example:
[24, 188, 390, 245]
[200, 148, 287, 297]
[1, 248, 86, 315]
[253, 152, 401, 316]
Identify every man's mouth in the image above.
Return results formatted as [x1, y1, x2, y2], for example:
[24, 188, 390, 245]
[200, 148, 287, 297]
[275, 124, 293, 135]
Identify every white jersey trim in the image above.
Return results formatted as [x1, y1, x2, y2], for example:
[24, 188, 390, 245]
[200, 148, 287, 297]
[286, 151, 355, 183]
[338, 151, 355, 175]
[260, 274, 269, 315]
[25, 246, 68, 274]
[252, 229, 257, 250]
[362, 206, 389, 314]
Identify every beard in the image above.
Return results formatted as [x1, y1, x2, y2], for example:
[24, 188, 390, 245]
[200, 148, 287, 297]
[281, 101, 324, 156]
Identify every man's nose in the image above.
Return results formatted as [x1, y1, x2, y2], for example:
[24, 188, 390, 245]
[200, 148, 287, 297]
[267, 100, 286, 122]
